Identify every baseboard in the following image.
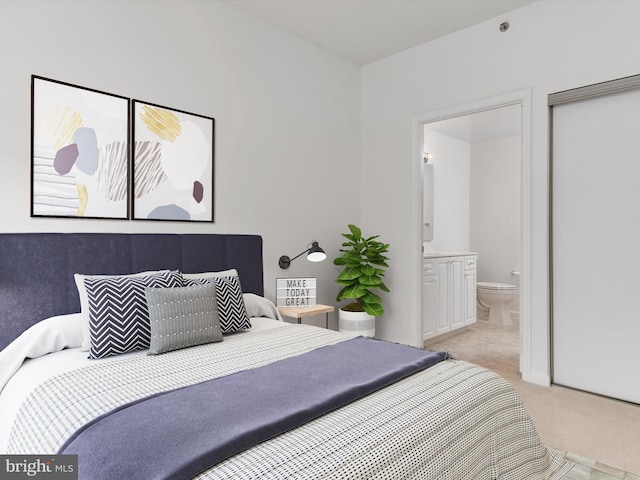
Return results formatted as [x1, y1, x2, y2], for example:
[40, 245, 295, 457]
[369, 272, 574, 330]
[423, 326, 471, 347]
[523, 370, 551, 387]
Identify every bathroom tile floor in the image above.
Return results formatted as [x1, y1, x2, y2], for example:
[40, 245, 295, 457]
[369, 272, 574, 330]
[553, 448, 640, 480]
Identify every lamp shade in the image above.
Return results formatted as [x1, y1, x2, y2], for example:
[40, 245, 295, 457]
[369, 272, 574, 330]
[306, 241, 326, 262]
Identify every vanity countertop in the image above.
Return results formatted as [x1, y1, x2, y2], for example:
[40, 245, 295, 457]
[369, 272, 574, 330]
[423, 251, 477, 259]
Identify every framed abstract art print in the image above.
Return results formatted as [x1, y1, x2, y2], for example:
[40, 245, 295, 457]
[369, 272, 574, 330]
[31, 76, 129, 219]
[132, 100, 214, 222]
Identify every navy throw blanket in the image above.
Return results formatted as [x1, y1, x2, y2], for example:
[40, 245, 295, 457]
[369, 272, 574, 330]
[59, 336, 449, 480]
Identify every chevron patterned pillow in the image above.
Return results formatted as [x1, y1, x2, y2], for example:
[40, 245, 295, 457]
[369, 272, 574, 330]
[183, 275, 251, 333]
[85, 270, 183, 359]
[214, 276, 252, 333]
[146, 283, 223, 355]
[75, 269, 170, 352]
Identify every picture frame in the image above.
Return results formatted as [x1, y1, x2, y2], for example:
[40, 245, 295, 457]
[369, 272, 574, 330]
[131, 100, 214, 222]
[31, 75, 130, 219]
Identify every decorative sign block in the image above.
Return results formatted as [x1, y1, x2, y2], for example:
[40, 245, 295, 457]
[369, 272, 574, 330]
[276, 278, 317, 307]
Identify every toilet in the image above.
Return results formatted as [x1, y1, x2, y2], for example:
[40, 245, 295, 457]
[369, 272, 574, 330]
[476, 282, 517, 326]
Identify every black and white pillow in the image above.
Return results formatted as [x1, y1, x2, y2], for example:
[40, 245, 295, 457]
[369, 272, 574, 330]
[75, 270, 167, 351]
[146, 283, 223, 355]
[84, 270, 183, 359]
[183, 275, 251, 334]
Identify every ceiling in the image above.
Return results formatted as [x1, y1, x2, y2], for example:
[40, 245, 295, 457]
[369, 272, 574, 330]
[223, 0, 536, 65]
[425, 104, 522, 143]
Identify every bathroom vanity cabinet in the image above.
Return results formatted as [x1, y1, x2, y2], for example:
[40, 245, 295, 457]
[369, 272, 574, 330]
[422, 253, 477, 343]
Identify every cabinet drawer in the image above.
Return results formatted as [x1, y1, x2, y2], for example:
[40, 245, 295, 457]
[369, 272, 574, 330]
[423, 259, 436, 276]
[464, 255, 477, 270]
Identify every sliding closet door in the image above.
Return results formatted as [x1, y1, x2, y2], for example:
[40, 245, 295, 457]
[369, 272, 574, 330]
[552, 83, 640, 404]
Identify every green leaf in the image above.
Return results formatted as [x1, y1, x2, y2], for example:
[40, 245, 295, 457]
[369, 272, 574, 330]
[363, 302, 384, 317]
[335, 278, 358, 287]
[336, 267, 362, 281]
[340, 250, 363, 262]
[341, 232, 357, 241]
[348, 224, 362, 239]
[378, 281, 390, 293]
[361, 265, 377, 275]
[362, 291, 382, 304]
[359, 275, 382, 286]
[337, 284, 366, 300]
[369, 259, 390, 268]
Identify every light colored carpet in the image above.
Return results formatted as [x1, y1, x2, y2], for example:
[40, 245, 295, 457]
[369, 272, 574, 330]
[426, 321, 640, 475]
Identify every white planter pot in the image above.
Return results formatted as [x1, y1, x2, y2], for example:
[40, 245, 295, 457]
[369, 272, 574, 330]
[338, 309, 375, 337]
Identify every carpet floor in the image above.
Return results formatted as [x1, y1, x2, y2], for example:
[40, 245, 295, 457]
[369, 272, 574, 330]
[425, 321, 640, 476]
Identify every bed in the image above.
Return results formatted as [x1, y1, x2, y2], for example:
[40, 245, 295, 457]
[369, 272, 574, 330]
[0, 233, 572, 479]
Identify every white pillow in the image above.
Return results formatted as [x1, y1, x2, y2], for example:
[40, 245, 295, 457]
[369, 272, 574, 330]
[0, 313, 82, 392]
[75, 270, 168, 351]
[243, 293, 283, 321]
[182, 269, 238, 280]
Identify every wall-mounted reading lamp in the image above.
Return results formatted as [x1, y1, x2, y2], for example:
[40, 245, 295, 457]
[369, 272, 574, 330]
[279, 241, 326, 269]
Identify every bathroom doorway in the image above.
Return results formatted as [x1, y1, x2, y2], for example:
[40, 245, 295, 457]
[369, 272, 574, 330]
[416, 90, 530, 378]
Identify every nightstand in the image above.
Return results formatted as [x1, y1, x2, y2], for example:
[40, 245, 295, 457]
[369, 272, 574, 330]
[277, 304, 335, 329]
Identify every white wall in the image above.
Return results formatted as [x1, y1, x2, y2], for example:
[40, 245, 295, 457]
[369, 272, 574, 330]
[6, 0, 639, 362]
[0, 0, 362, 326]
[470, 136, 521, 287]
[423, 129, 470, 253]
[361, 0, 640, 383]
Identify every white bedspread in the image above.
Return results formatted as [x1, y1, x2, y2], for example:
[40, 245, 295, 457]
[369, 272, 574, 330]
[0, 317, 285, 451]
[2, 322, 572, 479]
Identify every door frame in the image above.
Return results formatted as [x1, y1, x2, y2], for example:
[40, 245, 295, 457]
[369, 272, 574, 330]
[412, 89, 534, 382]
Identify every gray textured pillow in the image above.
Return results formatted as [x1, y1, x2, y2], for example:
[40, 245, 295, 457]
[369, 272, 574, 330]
[145, 283, 223, 355]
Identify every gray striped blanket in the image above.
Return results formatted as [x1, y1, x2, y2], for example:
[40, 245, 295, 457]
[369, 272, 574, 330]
[7, 325, 571, 479]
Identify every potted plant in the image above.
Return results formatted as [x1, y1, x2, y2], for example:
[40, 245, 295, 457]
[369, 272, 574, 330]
[334, 224, 390, 336]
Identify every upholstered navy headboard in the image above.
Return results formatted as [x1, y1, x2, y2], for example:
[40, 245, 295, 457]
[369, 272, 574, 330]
[0, 233, 263, 351]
